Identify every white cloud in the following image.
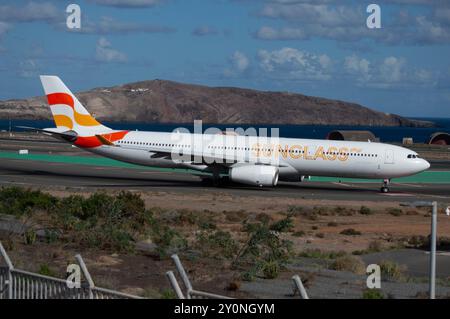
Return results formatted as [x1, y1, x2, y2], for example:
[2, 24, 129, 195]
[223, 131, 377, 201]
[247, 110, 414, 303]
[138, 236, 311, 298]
[380, 56, 405, 83]
[253, 2, 450, 45]
[19, 59, 40, 78]
[255, 26, 307, 40]
[88, 0, 163, 8]
[343, 55, 436, 88]
[67, 16, 175, 35]
[0, 2, 59, 23]
[344, 55, 371, 82]
[95, 37, 127, 63]
[224, 51, 250, 77]
[257, 47, 332, 81]
[231, 51, 249, 72]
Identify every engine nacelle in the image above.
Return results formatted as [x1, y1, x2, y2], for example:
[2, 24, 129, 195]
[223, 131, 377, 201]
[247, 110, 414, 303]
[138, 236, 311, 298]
[229, 165, 279, 187]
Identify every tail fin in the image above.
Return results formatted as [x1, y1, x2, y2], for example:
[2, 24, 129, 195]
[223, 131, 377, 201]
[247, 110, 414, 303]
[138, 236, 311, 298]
[40, 75, 110, 135]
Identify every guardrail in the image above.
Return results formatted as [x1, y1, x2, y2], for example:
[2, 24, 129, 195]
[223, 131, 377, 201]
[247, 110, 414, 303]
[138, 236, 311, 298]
[0, 241, 142, 299]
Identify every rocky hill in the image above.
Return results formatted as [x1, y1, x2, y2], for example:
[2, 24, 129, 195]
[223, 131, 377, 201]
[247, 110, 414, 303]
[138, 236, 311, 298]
[0, 79, 433, 127]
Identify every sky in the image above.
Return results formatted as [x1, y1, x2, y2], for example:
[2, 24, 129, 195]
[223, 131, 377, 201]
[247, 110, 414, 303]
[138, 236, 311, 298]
[0, 0, 450, 118]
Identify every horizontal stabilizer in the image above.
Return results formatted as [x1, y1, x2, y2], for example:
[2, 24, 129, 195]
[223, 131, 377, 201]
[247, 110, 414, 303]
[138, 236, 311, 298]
[16, 126, 78, 142]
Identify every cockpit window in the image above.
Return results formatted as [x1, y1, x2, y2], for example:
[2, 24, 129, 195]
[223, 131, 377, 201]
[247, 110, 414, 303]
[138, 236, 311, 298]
[407, 154, 419, 159]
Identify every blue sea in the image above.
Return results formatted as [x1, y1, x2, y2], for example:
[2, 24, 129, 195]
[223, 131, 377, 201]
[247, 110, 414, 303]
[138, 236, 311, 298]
[1, 118, 449, 144]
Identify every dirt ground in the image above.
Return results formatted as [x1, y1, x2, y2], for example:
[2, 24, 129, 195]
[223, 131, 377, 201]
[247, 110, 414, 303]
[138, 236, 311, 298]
[2, 187, 450, 299]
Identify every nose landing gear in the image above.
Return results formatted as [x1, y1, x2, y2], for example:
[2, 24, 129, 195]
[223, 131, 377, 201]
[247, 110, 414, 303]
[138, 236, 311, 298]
[380, 179, 390, 193]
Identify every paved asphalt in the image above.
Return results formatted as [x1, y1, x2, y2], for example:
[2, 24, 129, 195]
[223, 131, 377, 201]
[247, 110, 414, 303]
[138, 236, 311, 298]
[0, 156, 449, 203]
[0, 138, 449, 202]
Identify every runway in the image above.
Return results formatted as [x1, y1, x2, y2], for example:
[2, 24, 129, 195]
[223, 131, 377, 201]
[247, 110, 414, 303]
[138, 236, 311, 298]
[0, 156, 449, 203]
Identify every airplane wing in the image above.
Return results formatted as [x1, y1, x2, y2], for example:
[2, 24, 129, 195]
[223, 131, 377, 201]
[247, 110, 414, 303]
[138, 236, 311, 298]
[115, 143, 288, 167]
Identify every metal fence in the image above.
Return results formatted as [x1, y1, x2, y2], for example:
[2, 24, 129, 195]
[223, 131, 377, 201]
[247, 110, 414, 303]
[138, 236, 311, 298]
[0, 242, 142, 299]
[166, 254, 311, 299]
[166, 254, 233, 299]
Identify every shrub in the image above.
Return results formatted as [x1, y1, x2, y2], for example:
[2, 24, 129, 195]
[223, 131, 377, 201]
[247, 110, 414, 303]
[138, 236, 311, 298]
[262, 260, 280, 279]
[241, 270, 256, 282]
[233, 219, 294, 278]
[330, 255, 365, 274]
[299, 249, 346, 260]
[38, 264, 57, 277]
[362, 289, 384, 299]
[150, 220, 187, 258]
[160, 289, 177, 299]
[388, 208, 403, 216]
[327, 222, 338, 227]
[196, 230, 238, 259]
[334, 206, 353, 216]
[0, 187, 57, 216]
[340, 228, 362, 236]
[359, 206, 372, 215]
[379, 260, 406, 281]
[292, 231, 305, 237]
[24, 229, 37, 245]
[270, 217, 294, 232]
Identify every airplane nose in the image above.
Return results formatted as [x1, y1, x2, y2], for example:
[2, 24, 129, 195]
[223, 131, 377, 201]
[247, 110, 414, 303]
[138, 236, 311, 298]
[419, 159, 430, 171]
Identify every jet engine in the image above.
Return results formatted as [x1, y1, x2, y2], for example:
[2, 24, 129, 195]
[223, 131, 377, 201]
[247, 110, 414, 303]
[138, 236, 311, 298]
[229, 165, 279, 187]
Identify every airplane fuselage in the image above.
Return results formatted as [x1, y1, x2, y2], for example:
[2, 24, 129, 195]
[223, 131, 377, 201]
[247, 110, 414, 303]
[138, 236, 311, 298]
[86, 130, 430, 181]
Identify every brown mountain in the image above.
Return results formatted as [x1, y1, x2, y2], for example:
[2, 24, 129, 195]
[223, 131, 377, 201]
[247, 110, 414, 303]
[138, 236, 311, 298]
[0, 79, 433, 127]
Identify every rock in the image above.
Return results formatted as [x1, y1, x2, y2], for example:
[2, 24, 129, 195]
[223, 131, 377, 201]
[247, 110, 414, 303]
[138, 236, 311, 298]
[0, 80, 434, 127]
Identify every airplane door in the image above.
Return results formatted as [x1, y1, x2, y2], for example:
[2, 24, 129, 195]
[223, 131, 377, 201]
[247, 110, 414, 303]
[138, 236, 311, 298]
[385, 149, 394, 164]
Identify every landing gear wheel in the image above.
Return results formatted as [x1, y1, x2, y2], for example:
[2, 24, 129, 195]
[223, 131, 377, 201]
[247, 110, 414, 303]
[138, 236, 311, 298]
[380, 179, 390, 193]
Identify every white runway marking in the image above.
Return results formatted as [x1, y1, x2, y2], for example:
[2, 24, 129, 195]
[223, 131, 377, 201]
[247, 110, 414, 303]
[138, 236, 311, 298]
[394, 183, 423, 188]
[332, 182, 353, 187]
[381, 193, 414, 197]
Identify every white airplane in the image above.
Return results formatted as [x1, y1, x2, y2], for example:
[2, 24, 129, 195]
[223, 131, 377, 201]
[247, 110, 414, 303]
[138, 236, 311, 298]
[21, 76, 430, 193]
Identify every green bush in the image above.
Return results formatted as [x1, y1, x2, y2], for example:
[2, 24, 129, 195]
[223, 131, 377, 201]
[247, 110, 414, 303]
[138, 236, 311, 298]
[388, 208, 403, 216]
[0, 187, 57, 216]
[330, 255, 365, 274]
[38, 264, 56, 277]
[362, 289, 384, 299]
[380, 260, 406, 281]
[327, 222, 338, 227]
[262, 260, 280, 279]
[196, 230, 238, 259]
[24, 229, 37, 245]
[292, 231, 305, 237]
[270, 217, 294, 232]
[233, 219, 294, 279]
[149, 220, 187, 258]
[340, 228, 362, 236]
[299, 249, 346, 260]
[359, 206, 373, 215]
[160, 289, 177, 299]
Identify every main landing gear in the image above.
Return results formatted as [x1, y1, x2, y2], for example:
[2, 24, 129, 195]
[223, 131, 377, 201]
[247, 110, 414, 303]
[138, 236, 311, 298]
[380, 179, 390, 193]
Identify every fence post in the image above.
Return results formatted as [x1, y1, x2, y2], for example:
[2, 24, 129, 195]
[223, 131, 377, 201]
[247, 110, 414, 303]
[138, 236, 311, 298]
[0, 242, 14, 299]
[171, 254, 193, 298]
[292, 275, 309, 299]
[166, 271, 185, 299]
[75, 254, 95, 299]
